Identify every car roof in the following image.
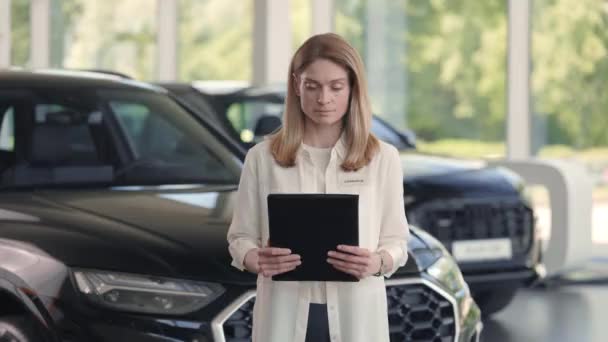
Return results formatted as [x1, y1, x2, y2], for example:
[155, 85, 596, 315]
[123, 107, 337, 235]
[235, 85, 285, 98]
[0, 69, 166, 93]
[190, 80, 250, 95]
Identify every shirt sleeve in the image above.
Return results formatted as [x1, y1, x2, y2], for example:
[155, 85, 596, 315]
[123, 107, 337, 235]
[377, 145, 410, 277]
[227, 149, 262, 271]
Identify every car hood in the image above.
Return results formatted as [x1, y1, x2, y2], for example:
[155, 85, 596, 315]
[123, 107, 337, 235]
[0, 186, 423, 285]
[400, 152, 522, 198]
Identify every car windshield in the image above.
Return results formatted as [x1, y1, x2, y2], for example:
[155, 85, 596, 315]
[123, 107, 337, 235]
[0, 88, 241, 189]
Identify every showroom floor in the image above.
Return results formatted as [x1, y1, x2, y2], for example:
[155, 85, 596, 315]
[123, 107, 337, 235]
[480, 262, 608, 342]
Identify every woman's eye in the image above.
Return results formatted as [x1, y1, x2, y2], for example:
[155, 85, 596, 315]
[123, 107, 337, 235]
[304, 83, 317, 89]
[332, 86, 344, 91]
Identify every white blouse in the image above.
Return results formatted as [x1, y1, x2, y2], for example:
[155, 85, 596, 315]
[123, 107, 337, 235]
[301, 143, 332, 304]
[227, 135, 409, 342]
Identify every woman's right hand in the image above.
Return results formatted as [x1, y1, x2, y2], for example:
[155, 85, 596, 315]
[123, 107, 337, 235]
[244, 247, 302, 277]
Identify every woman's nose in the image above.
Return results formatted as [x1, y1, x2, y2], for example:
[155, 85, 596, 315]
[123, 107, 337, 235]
[317, 88, 331, 104]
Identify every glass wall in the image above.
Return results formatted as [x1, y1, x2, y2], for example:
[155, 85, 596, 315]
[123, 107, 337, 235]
[10, 0, 30, 67]
[335, 0, 508, 159]
[178, 0, 252, 81]
[291, 0, 311, 53]
[50, 0, 157, 80]
[531, 0, 608, 245]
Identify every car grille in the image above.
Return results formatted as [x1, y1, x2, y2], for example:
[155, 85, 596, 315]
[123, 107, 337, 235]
[386, 283, 456, 342]
[222, 298, 254, 342]
[408, 198, 534, 256]
[221, 282, 456, 342]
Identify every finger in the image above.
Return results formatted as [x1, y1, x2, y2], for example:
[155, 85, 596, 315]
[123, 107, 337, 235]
[262, 261, 301, 277]
[327, 257, 367, 274]
[337, 245, 370, 257]
[330, 263, 363, 279]
[328, 260, 366, 275]
[275, 254, 301, 263]
[327, 251, 370, 266]
[258, 247, 293, 256]
[260, 259, 302, 271]
[259, 254, 301, 265]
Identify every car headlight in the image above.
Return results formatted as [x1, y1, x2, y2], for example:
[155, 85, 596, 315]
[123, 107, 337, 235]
[410, 246, 443, 269]
[73, 269, 225, 315]
[426, 253, 469, 297]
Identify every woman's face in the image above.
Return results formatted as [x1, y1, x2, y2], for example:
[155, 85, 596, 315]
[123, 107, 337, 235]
[295, 58, 351, 129]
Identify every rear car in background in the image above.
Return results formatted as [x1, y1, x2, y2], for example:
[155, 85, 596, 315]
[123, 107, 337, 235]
[160, 82, 545, 316]
[0, 70, 481, 341]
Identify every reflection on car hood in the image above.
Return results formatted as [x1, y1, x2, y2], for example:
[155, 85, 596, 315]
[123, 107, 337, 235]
[0, 186, 256, 285]
[400, 152, 521, 198]
[0, 186, 425, 285]
[400, 152, 486, 179]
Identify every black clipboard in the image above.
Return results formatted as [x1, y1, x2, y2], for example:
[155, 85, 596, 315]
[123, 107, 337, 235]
[267, 193, 359, 282]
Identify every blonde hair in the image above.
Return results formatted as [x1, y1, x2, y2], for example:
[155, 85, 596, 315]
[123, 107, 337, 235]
[269, 33, 379, 171]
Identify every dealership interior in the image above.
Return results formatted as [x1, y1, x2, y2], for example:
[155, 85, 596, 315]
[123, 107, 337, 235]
[1, 0, 607, 341]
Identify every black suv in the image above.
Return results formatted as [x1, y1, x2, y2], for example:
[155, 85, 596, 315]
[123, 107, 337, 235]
[160, 82, 545, 316]
[0, 70, 481, 341]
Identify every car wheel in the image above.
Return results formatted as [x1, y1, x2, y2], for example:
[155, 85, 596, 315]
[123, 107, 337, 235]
[475, 288, 518, 317]
[0, 316, 43, 342]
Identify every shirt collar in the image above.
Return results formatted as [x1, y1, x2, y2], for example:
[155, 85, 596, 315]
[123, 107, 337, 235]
[299, 132, 348, 160]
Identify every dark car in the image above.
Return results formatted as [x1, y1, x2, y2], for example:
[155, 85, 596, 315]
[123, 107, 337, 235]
[159, 82, 545, 316]
[0, 70, 481, 342]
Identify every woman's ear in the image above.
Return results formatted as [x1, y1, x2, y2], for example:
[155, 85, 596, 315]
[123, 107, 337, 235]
[292, 73, 300, 96]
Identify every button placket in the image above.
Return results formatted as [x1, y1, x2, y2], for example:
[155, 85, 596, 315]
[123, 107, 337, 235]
[326, 283, 342, 342]
[326, 150, 338, 193]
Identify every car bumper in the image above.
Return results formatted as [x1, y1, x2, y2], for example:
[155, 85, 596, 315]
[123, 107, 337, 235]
[464, 262, 546, 292]
[214, 276, 483, 342]
[44, 277, 481, 342]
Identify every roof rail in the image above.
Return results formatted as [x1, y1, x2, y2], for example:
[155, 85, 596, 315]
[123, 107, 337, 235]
[76, 69, 133, 79]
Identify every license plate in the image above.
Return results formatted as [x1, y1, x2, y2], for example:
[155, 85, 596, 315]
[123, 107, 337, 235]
[452, 238, 512, 262]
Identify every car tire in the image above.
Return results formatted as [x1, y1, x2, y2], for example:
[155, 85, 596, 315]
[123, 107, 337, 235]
[0, 316, 44, 342]
[475, 288, 518, 317]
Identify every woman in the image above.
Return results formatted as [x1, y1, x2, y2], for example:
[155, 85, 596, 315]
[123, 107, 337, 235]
[227, 33, 409, 342]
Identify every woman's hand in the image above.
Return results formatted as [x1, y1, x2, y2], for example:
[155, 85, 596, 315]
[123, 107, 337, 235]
[244, 247, 302, 277]
[327, 245, 382, 279]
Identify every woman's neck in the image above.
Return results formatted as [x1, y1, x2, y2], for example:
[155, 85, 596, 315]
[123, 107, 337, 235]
[302, 122, 343, 148]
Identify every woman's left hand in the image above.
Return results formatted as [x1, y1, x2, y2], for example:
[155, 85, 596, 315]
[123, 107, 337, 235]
[327, 245, 381, 279]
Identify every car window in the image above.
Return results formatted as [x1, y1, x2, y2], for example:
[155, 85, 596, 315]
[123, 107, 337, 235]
[110, 102, 161, 157]
[35, 103, 102, 162]
[177, 91, 224, 129]
[221, 94, 412, 150]
[0, 106, 15, 151]
[102, 90, 241, 185]
[0, 89, 240, 188]
[226, 100, 283, 143]
[110, 100, 205, 161]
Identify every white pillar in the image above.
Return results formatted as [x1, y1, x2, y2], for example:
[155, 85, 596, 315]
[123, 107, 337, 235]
[488, 159, 593, 277]
[366, 0, 387, 109]
[365, 0, 407, 128]
[252, 0, 291, 86]
[0, 0, 10, 67]
[157, 0, 178, 81]
[311, 0, 333, 34]
[30, 0, 50, 69]
[506, 0, 531, 159]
